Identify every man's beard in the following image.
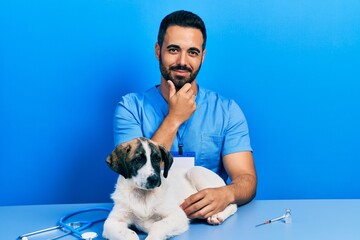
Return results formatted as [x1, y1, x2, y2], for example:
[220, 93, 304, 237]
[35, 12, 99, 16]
[159, 56, 201, 91]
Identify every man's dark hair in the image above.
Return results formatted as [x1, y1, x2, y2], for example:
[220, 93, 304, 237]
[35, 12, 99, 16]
[157, 10, 207, 50]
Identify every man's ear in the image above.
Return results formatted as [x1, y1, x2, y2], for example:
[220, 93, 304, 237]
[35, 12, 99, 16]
[159, 145, 173, 178]
[155, 42, 161, 60]
[201, 48, 206, 63]
[106, 143, 131, 178]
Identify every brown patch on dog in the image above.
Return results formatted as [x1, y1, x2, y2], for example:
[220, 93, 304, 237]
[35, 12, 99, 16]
[106, 138, 142, 178]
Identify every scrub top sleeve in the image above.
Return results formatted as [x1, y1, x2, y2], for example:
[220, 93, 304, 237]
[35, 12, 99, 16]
[113, 96, 143, 147]
[222, 100, 252, 156]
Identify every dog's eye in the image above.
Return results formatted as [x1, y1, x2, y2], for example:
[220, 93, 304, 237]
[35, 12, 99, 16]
[153, 154, 161, 162]
[133, 157, 145, 166]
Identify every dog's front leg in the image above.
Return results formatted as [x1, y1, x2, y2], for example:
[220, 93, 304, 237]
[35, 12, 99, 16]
[207, 203, 237, 225]
[103, 216, 139, 240]
[145, 209, 189, 240]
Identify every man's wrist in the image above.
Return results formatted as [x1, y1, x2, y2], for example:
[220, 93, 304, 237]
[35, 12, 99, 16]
[164, 115, 182, 130]
[224, 185, 237, 205]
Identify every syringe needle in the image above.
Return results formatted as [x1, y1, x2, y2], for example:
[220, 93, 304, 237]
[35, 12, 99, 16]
[255, 215, 285, 227]
[255, 221, 270, 227]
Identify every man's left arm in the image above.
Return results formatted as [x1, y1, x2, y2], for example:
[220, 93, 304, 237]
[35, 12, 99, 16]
[181, 151, 257, 219]
[222, 151, 257, 205]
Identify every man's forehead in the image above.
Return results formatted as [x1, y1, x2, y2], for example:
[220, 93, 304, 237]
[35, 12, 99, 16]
[163, 25, 203, 50]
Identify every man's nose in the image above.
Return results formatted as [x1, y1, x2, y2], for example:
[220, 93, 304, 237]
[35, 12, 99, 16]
[177, 51, 187, 66]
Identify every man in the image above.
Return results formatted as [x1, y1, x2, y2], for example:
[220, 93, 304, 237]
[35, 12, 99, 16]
[113, 10, 257, 220]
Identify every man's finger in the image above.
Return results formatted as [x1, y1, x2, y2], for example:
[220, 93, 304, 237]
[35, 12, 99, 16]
[180, 191, 203, 209]
[167, 80, 176, 98]
[178, 82, 192, 94]
[180, 192, 208, 216]
[188, 204, 215, 220]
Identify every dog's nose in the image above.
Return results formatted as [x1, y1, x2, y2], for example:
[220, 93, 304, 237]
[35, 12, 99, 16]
[146, 174, 160, 189]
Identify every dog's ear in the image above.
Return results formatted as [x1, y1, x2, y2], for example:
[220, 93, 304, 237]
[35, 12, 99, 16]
[106, 143, 131, 178]
[159, 145, 173, 178]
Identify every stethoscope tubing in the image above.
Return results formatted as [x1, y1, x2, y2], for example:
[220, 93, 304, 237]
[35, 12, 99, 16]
[17, 225, 71, 240]
[58, 207, 111, 238]
[18, 207, 111, 240]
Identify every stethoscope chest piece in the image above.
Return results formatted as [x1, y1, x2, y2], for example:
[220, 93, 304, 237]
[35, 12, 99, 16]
[81, 231, 98, 239]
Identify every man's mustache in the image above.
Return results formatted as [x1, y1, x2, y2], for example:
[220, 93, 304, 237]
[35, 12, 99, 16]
[169, 65, 192, 72]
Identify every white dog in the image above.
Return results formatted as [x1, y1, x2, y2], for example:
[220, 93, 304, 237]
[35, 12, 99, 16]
[103, 137, 237, 240]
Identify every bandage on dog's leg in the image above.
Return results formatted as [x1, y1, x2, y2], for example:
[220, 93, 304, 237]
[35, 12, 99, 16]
[207, 203, 237, 225]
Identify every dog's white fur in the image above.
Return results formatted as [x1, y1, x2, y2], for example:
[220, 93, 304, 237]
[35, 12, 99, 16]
[103, 138, 237, 240]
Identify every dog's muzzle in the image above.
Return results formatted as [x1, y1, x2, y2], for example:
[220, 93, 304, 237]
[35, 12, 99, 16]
[145, 174, 161, 189]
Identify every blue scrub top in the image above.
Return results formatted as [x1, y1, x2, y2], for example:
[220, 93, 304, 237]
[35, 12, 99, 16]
[114, 85, 252, 181]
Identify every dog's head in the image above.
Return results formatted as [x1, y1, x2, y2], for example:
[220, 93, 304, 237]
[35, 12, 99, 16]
[106, 137, 173, 190]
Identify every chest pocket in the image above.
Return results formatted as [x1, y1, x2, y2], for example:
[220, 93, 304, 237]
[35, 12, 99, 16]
[199, 134, 224, 170]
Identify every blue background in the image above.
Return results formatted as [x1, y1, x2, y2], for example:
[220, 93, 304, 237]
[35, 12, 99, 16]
[1, 0, 359, 206]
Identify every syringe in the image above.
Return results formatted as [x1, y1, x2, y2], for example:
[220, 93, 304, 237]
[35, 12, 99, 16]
[255, 209, 292, 227]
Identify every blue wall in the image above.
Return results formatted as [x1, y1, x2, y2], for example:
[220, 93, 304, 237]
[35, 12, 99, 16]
[1, 0, 359, 206]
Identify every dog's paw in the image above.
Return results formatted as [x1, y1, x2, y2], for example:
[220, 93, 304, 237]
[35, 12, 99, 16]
[145, 235, 164, 240]
[124, 231, 140, 240]
[207, 204, 237, 225]
[103, 229, 139, 240]
[207, 214, 224, 225]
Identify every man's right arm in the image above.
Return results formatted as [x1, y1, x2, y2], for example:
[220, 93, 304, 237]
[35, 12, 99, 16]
[151, 81, 196, 150]
[114, 95, 144, 146]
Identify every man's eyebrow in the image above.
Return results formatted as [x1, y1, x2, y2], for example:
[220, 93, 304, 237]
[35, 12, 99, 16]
[166, 45, 201, 53]
[166, 44, 180, 49]
[188, 47, 201, 53]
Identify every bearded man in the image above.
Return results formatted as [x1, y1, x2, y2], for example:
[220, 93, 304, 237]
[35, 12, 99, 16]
[113, 10, 257, 221]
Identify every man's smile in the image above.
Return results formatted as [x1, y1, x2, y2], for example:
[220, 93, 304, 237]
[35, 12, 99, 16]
[173, 69, 190, 76]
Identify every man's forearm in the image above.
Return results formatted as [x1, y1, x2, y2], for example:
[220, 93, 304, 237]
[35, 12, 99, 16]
[227, 173, 257, 206]
[151, 116, 181, 150]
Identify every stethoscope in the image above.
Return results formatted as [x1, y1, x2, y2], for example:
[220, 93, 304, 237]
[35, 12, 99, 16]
[17, 207, 111, 240]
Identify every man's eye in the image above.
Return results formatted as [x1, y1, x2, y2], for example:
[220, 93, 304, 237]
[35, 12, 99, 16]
[168, 48, 178, 53]
[189, 51, 199, 56]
